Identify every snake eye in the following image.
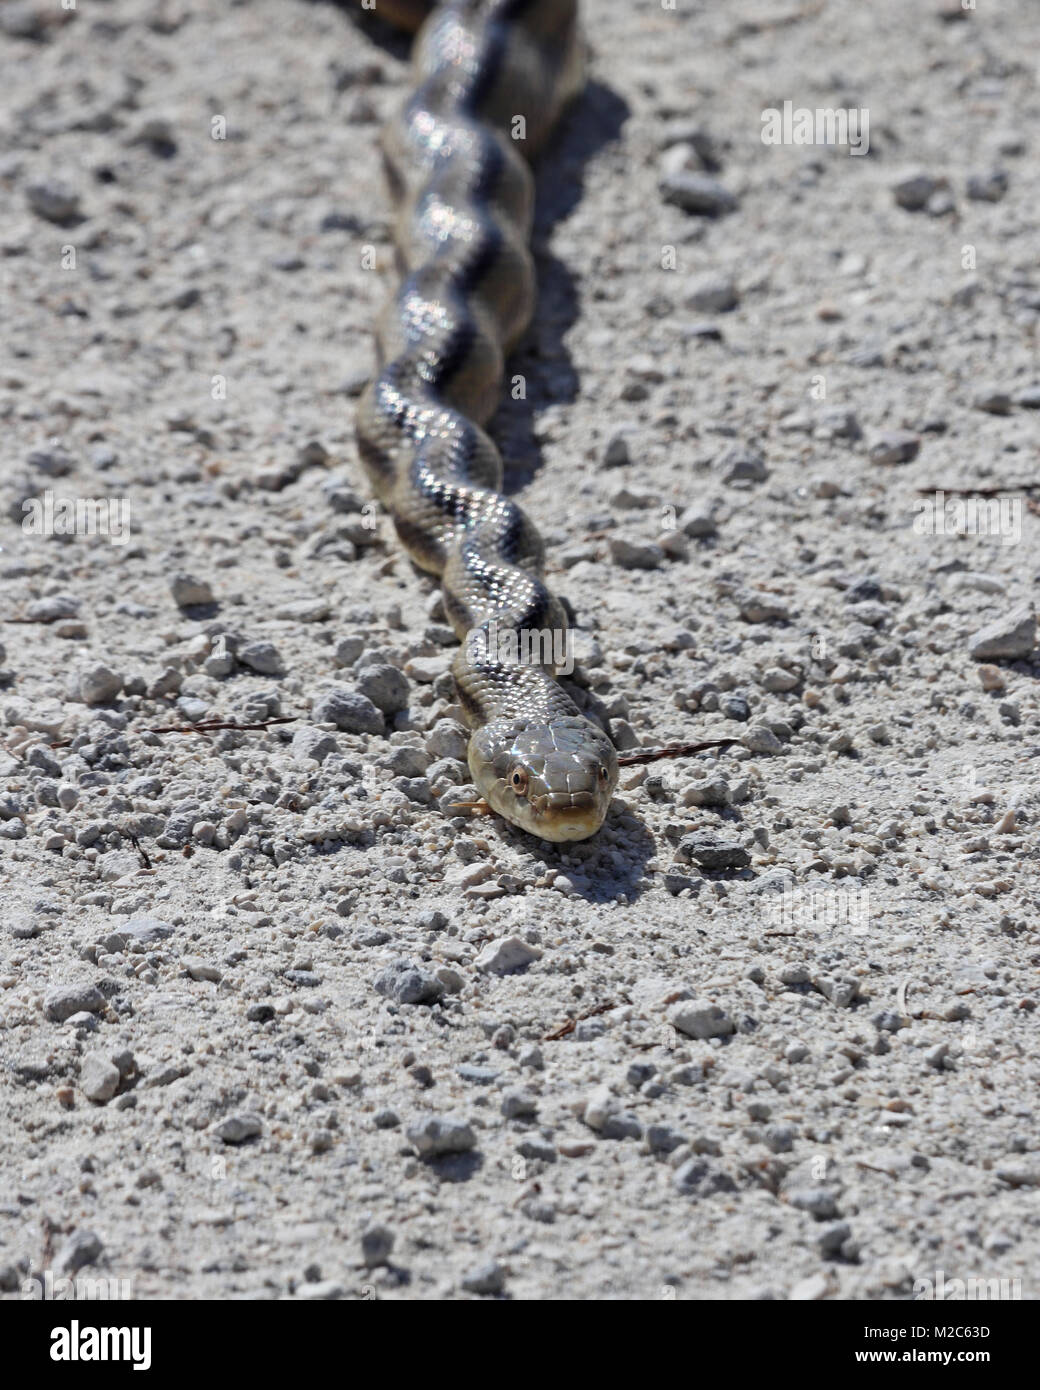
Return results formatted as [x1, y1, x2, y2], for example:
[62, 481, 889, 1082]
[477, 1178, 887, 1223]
[599, 766, 609, 783]
[510, 767, 529, 795]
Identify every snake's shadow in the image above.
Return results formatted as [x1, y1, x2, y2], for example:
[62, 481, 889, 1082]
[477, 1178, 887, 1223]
[494, 79, 630, 495]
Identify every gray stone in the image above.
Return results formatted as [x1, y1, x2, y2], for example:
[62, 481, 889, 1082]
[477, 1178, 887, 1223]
[679, 502, 718, 537]
[333, 636, 365, 666]
[670, 999, 736, 1040]
[677, 831, 750, 870]
[995, 1162, 1040, 1188]
[360, 1224, 394, 1267]
[1, 3, 49, 38]
[383, 743, 430, 776]
[475, 935, 542, 975]
[815, 976, 861, 1008]
[457, 1065, 500, 1085]
[169, 573, 214, 607]
[184, 957, 222, 983]
[237, 641, 285, 676]
[738, 593, 789, 623]
[682, 777, 730, 807]
[966, 169, 1009, 202]
[54, 1230, 102, 1276]
[779, 963, 811, 986]
[718, 445, 767, 484]
[764, 1123, 797, 1153]
[660, 171, 737, 216]
[760, 667, 800, 693]
[425, 719, 468, 762]
[500, 1088, 538, 1119]
[817, 408, 862, 440]
[646, 1124, 687, 1154]
[44, 983, 105, 1023]
[461, 1260, 506, 1295]
[122, 915, 175, 945]
[845, 575, 883, 603]
[74, 664, 123, 706]
[27, 594, 79, 622]
[214, 1112, 263, 1144]
[685, 274, 739, 313]
[291, 727, 338, 763]
[608, 536, 664, 570]
[603, 429, 636, 468]
[356, 663, 410, 715]
[80, 1052, 120, 1103]
[743, 724, 784, 755]
[600, 1111, 643, 1140]
[27, 178, 82, 224]
[407, 1114, 476, 1158]
[892, 171, 942, 211]
[816, 1220, 852, 1256]
[583, 1084, 618, 1132]
[65, 1011, 99, 1032]
[296, 1279, 345, 1300]
[312, 687, 384, 734]
[973, 388, 1014, 415]
[788, 1188, 840, 1220]
[374, 959, 445, 1005]
[968, 605, 1035, 662]
[869, 430, 920, 465]
[673, 1157, 737, 1194]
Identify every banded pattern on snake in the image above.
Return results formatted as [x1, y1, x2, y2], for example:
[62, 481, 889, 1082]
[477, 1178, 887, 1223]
[356, 0, 619, 841]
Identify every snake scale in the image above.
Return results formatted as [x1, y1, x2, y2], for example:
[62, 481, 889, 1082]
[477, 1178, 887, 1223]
[356, 0, 619, 841]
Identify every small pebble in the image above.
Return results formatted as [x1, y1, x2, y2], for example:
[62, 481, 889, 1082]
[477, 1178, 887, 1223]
[670, 999, 736, 1040]
[214, 1113, 263, 1144]
[660, 171, 737, 216]
[360, 1224, 394, 1267]
[80, 1052, 120, 1104]
[968, 605, 1035, 661]
[407, 1114, 476, 1158]
[169, 573, 214, 607]
[475, 936, 542, 975]
[461, 1260, 506, 1295]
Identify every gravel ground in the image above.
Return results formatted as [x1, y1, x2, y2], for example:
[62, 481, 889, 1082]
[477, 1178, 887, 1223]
[2, 0, 1039, 1302]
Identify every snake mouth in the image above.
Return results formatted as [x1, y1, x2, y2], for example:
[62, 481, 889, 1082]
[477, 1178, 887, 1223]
[530, 789, 604, 842]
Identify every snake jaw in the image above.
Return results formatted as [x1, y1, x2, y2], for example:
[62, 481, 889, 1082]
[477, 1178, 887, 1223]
[526, 789, 608, 843]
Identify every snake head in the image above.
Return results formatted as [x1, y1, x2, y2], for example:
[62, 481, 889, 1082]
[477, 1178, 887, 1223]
[468, 715, 618, 842]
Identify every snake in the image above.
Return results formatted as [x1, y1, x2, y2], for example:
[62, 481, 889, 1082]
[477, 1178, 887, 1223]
[355, 0, 619, 842]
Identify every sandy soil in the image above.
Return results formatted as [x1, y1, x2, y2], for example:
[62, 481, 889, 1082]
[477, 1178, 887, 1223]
[1, 0, 1038, 1301]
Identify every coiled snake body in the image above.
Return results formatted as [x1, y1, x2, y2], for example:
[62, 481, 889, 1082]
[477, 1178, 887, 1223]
[356, 0, 619, 841]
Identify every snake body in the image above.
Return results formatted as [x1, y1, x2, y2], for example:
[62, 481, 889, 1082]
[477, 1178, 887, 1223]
[356, 0, 619, 841]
